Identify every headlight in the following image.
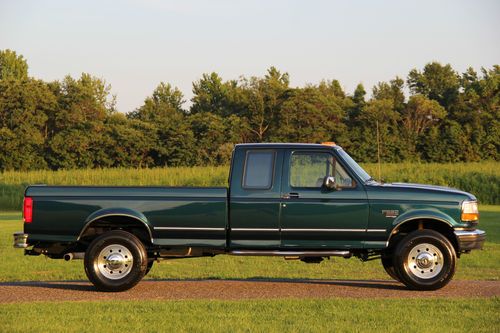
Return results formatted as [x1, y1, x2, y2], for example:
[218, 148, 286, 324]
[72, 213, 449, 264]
[461, 201, 479, 222]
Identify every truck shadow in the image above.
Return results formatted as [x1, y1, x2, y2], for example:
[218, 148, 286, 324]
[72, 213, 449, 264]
[0, 278, 407, 292]
[0, 280, 95, 291]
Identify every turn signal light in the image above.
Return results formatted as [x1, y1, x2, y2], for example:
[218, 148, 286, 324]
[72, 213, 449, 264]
[461, 201, 479, 222]
[23, 197, 33, 223]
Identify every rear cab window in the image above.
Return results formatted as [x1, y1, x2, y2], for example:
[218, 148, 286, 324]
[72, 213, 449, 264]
[242, 151, 276, 189]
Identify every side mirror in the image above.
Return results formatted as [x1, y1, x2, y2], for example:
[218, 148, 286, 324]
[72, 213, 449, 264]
[323, 176, 337, 191]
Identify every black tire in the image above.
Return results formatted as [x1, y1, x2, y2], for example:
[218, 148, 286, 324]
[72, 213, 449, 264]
[84, 230, 148, 292]
[381, 254, 401, 282]
[145, 260, 154, 276]
[393, 229, 456, 291]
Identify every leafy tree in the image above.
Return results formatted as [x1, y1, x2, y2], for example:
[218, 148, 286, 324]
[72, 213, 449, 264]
[0, 79, 55, 170]
[104, 113, 156, 167]
[0, 49, 28, 81]
[372, 77, 405, 112]
[355, 99, 402, 162]
[453, 66, 500, 160]
[276, 87, 345, 143]
[401, 95, 446, 158]
[46, 73, 115, 169]
[131, 82, 194, 166]
[191, 73, 233, 116]
[347, 83, 366, 123]
[407, 62, 460, 110]
[236, 67, 290, 141]
[1, 50, 499, 167]
[189, 112, 227, 165]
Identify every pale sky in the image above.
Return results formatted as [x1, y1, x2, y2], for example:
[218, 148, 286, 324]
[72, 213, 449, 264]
[1, 0, 499, 113]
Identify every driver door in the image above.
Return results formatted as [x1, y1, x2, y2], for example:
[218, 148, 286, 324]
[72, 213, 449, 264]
[280, 149, 369, 249]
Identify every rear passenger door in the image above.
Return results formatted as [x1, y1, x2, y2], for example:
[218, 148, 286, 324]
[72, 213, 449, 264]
[229, 148, 283, 249]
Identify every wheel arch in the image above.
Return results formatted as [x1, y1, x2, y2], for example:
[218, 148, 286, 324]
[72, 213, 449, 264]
[387, 216, 459, 253]
[78, 208, 154, 244]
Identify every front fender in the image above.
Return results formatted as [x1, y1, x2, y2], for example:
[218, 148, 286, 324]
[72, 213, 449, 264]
[78, 208, 153, 242]
[392, 209, 458, 230]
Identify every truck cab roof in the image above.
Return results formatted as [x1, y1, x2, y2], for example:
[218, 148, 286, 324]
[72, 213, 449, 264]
[234, 143, 342, 150]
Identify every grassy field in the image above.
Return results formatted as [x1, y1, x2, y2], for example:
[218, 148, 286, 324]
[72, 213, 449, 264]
[1, 162, 499, 210]
[0, 298, 498, 333]
[0, 207, 498, 332]
[0, 205, 498, 282]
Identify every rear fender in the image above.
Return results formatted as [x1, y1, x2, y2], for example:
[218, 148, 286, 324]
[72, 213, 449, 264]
[78, 208, 153, 243]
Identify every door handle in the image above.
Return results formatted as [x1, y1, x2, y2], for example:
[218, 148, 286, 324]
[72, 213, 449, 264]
[282, 192, 300, 199]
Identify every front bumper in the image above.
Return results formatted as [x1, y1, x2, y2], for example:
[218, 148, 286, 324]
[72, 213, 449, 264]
[454, 229, 486, 251]
[13, 232, 28, 248]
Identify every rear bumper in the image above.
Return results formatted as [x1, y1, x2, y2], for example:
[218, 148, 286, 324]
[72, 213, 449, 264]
[454, 229, 486, 251]
[13, 232, 29, 248]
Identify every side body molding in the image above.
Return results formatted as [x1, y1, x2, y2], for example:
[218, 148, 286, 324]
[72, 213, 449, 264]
[78, 208, 154, 243]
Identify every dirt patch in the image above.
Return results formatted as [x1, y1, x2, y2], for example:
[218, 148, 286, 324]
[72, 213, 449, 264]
[1, 279, 498, 303]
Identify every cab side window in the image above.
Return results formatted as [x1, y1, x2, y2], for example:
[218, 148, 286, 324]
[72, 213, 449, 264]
[243, 151, 275, 189]
[290, 152, 353, 188]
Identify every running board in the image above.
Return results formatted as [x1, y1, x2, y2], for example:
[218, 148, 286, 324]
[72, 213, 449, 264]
[229, 250, 352, 258]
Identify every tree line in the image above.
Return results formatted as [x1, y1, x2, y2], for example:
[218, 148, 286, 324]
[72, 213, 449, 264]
[0, 49, 498, 171]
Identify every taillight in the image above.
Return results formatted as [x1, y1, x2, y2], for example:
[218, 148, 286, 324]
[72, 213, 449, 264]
[23, 197, 33, 223]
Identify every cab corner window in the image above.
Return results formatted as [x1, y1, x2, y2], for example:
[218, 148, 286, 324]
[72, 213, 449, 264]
[243, 151, 275, 189]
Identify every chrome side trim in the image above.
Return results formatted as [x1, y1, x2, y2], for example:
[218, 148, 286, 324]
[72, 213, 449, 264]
[153, 227, 226, 231]
[231, 228, 280, 232]
[78, 213, 154, 243]
[283, 228, 366, 232]
[153, 227, 387, 233]
[230, 250, 352, 258]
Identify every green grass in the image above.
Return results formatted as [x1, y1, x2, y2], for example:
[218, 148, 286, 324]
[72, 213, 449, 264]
[0, 298, 498, 333]
[0, 208, 498, 333]
[0, 162, 499, 210]
[1, 206, 498, 282]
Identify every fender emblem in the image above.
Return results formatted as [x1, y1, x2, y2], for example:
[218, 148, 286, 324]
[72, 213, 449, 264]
[382, 210, 399, 218]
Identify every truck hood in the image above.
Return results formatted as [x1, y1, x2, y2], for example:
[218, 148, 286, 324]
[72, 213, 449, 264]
[379, 182, 476, 201]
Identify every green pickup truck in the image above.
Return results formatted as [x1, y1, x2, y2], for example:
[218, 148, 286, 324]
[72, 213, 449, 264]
[14, 143, 485, 291]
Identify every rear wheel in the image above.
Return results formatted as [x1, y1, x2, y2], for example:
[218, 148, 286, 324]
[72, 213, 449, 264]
[393, 230, 456, 290]
[84, 230, 148, 292]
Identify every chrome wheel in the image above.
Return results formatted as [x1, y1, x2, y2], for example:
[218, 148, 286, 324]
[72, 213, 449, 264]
[96, 244, 133, 280]
[406, 242, 443, 279]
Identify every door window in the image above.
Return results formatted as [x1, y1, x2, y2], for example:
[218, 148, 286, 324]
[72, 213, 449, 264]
[290, 152, 354, 188]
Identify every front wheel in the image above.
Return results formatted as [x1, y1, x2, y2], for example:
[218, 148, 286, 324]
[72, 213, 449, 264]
[393, 229, 456, 291]
[84, 230, 148, 292]
[381, 254, 401, 282]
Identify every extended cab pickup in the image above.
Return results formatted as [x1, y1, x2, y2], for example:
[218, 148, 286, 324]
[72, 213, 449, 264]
[14, 143, 486, 291]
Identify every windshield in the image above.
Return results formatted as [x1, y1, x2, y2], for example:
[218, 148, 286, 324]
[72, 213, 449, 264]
[337, 149, 372, 183]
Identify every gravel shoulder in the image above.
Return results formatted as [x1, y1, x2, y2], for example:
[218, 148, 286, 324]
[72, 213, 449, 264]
[1, 279, 499, 303]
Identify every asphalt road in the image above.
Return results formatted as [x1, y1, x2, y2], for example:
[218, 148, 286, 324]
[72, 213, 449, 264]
[1, 279, 499, 303]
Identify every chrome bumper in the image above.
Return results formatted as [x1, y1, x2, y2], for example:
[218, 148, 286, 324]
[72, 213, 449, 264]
[13, 232, 28, 248]
[454, 229, 486, 251]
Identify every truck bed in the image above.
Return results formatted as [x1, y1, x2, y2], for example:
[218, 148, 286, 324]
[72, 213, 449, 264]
[25, 186, 228, 247]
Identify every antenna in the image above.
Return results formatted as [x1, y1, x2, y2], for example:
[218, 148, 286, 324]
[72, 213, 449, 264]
[376, 120, 381, 181]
